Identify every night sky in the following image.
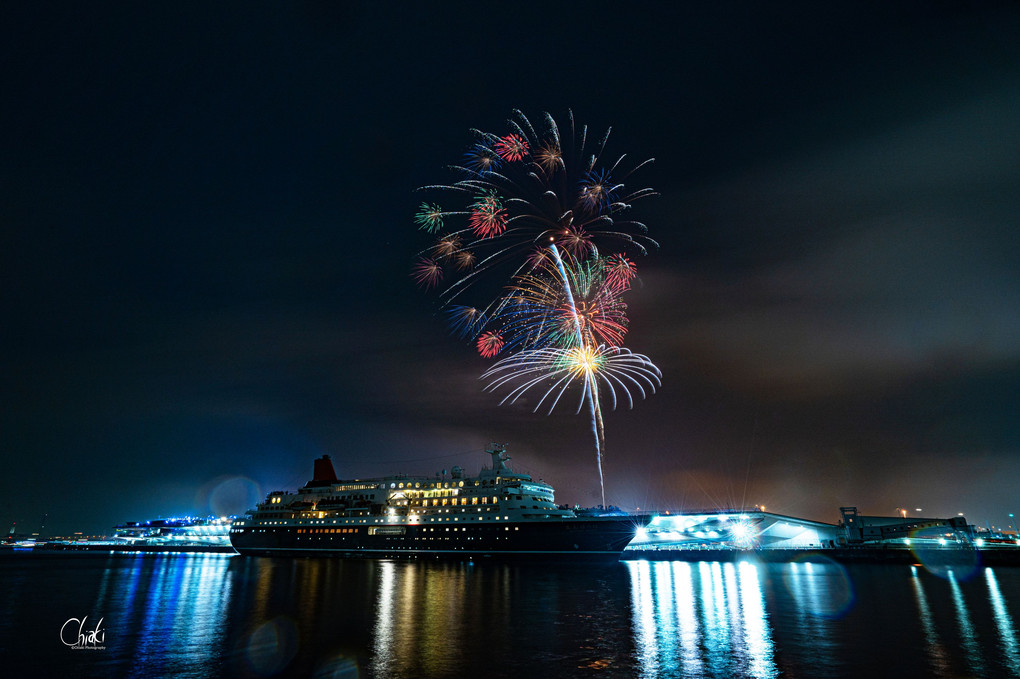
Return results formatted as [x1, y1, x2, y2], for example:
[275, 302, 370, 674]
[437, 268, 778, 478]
[3, 2, 1018, 537]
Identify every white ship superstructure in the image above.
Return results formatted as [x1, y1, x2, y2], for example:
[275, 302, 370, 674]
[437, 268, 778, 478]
[230, 444, 645, 560]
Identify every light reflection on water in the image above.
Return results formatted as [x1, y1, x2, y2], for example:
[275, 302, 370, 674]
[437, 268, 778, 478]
[627, 559, 779, 678]
[949, 569, 986, 675]
[911, 564, 951, 677]
[986, 568, 1020, 676]
[89, 553, 234, 678]
[6, 553, 1020, 677]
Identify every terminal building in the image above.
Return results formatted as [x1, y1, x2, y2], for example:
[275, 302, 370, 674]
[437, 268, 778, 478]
[626, 509, 839, 553]
[625, 506, 978, 554]
[837, 507, 974, 546]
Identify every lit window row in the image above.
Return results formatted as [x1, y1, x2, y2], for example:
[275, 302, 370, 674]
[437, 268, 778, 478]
[418, 496, 499, 507]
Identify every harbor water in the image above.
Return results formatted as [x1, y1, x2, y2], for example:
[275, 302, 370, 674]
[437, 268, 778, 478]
[3, 551, 1019, 678]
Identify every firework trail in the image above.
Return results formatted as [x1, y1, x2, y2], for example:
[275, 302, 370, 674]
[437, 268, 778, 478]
[413, 110, 660, 505]
[482, 340, 662, 506]
[500, 249, 631, 352]
[548, 242, 609, 507]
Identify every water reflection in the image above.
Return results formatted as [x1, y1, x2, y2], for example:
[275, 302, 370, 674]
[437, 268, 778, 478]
[8, 553, 1020, 677]
[948, 569, 985, 675]
[368, 560, 502, 677]
[627, 560, 779, 678]
[910, 565, 950, 677]
[92, 553, 234, 678]
[737, 562, 774, 678]
[783, 557, 854, 619]
[372, 561, 397, 677]
[985, 568, 1020, 676]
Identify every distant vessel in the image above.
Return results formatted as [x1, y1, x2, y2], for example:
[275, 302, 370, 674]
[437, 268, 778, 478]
[230, 444, 647, 561]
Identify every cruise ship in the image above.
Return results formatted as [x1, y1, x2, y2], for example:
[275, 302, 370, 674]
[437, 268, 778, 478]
[230, 444, 648, 561]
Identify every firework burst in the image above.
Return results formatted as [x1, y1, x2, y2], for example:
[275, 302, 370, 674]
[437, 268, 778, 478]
[453, 249, 476, 270]
[432, 235, 462, 258]
[446, 306, 487, 339]
[414, 203, 446, 232]
[412, 257, 443, 289]
[604, 253, 637, 291]
[579, 169, 619, 211]
[413, 110, 661, 507]
[413, 109, 657, 306]
[482, 344, 661, 414]
[468, 192, 508, 238]
[497, 252, 630, 351]
[464, 144, 502, 174]
[535, 140, 563, 174]
[495, 133, 530, 162]
[476, 331, 505, 358]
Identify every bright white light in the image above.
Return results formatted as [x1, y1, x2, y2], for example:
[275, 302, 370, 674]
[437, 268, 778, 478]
[939, 538, 947, 546]
[635, 526, 647, 540]
[976, 538, 985, 547]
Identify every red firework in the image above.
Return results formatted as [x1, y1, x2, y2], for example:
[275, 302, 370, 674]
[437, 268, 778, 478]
[469, 193, 508, 238]
[411, 257, 443, 289]
[495, 133, 529, 162]
[476, 331, 505, 358]
[604, 254, 637, 292]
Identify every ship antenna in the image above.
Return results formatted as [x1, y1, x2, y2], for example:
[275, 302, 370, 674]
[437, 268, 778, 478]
[485, 442, 511, 472]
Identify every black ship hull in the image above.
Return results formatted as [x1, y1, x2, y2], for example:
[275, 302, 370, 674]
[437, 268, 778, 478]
[231, 516, 644, 562]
